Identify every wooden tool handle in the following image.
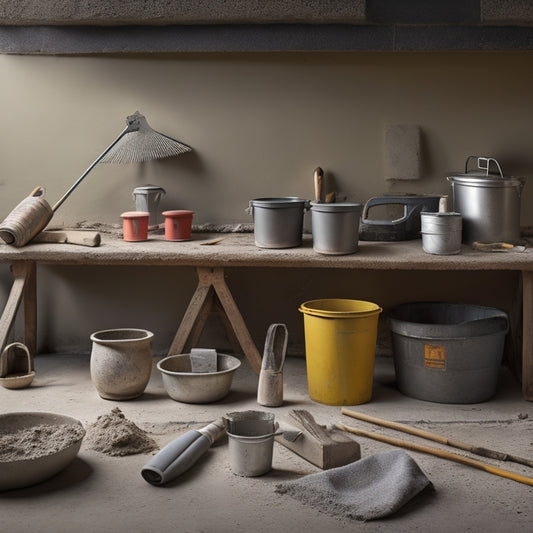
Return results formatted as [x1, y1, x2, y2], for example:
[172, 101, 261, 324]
[341, 407, 533, 468]
[34, 231, 101, 247]
[313, 167, 323, 203]
[29, 186, 45, 197]
[472, 241, 514, 251]
[337, 423, 533, 488]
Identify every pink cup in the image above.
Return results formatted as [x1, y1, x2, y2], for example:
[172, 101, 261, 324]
[121, 211, 149, 242]
[163, 210, 194, 241]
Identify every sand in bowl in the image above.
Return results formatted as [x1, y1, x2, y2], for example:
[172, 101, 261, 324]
[0, 423, 85, 461]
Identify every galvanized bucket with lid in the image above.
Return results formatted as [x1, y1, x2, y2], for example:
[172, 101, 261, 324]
[447, 156, 525, 244]
[311, 202, 363, 255]
[248, 197, 309, 249]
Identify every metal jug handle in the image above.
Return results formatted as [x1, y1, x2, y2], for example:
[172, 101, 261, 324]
[465, 155, 504, 179]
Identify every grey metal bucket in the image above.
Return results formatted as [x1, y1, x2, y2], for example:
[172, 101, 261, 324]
[389, 302, 508, 404]
[225, 410, 277, 477]
[249, 197, 308, 248]
[311, 202, 363, 255]
[420, 212, 462, 255]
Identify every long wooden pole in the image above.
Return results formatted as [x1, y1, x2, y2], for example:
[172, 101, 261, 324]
[336, 423, 533, 488]
[341, 408, 533, 469]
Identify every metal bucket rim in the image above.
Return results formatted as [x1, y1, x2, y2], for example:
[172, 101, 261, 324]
[447, 175, 525, 188]
[310, 202, 363, 212]
[250, 197, 308, 208]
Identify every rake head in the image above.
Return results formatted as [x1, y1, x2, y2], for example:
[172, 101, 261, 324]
[100, 111, 192, 164]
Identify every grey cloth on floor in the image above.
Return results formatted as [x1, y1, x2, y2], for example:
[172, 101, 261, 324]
[275, 449, 433, 521]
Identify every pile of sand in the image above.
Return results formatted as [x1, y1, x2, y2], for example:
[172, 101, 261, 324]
[85, 407, 158, 456]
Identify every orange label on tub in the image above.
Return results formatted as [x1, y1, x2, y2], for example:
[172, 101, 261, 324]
[424, 344, 446, 369]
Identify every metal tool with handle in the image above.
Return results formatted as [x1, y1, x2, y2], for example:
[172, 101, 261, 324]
[141, 418, 226, 485]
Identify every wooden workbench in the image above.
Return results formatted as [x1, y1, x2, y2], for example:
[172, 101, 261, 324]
[1, 232, 532, 400]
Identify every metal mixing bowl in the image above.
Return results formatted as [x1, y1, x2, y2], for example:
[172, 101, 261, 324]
[157, 353, 241, 403]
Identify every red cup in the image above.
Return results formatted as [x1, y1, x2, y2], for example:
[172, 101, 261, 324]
[163, 210, 194, 241]
[121, 211, 149, 242]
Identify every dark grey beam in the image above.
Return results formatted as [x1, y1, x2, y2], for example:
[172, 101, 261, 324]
[3, 24, 533, 55]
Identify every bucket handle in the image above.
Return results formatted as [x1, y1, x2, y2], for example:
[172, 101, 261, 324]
[0, 342, 32, 378]
[465, 156, 504, 179]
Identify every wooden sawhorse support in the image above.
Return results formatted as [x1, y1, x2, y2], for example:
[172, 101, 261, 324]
[168, 267, 262, 374]
[522, 271, 533, 401]
[0, 261, 37, 369]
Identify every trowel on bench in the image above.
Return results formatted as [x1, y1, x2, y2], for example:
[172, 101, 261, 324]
[275, 409, 361, 469]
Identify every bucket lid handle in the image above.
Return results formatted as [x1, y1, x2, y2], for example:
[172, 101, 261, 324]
[465, 156, 504, 179]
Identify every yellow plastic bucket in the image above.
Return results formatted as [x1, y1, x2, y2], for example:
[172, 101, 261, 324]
[299, 299, 382, 406]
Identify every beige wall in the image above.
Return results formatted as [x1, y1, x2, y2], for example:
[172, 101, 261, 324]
[0, 51, 529, 356]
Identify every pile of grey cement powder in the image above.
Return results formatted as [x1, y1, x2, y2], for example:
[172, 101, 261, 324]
[85, 407, 158, 456]
[0, 424, 85, 461]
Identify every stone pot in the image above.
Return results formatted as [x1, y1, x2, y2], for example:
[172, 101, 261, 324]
[90, 328, 154, 400]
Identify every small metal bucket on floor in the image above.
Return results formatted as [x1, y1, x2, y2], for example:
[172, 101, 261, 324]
[225, 410, 277, 477]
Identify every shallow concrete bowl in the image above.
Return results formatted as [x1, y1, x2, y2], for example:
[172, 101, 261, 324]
[0, 412, 85, 491]
[157, 353, 241, 403]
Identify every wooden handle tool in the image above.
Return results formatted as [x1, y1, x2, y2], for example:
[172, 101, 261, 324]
[336, 423, 533, 488]
[33, 230, 101, 247]
[313, 167, 324, 203]
[341, 408, 533, 468]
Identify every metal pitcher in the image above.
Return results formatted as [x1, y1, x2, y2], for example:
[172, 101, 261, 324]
[133, 185, 166, 226]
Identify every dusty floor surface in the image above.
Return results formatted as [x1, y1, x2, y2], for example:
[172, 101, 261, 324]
[1, 353, 532, 533]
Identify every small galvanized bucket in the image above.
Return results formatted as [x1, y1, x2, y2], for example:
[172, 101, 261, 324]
[225, 410, 277, 476]
[311, 202, 363, 255]
[248, 197, 309, 248]
[420, 212, 462, 255]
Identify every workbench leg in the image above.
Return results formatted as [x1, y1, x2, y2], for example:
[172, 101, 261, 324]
[522, 271, 533, 401]
[0, 262, 36, 370]
[168, 267, 262, 374]
[168, 274, 213, 357]
[210, 268, 262, 374]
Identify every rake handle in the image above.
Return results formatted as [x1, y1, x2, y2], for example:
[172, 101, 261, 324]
[341, 408, 533, 468]
[52, 122, 137, 212]
[336, 423, 533, 488]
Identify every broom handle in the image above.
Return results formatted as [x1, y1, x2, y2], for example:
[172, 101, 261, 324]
[336, 423, 533, 488]
[52, 123, 136, 212]
[341, 408, 533, 469]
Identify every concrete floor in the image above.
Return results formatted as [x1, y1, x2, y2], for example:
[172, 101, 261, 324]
[1, 353, 532, 533]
